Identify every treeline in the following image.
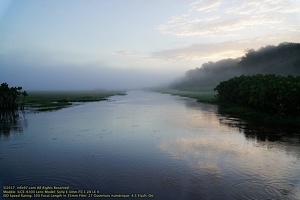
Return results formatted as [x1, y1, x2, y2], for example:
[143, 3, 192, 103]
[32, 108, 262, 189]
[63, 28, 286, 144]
[0, 83, 28, 111]
[170, 42, 300, 90]
[214, 75, 300, 116]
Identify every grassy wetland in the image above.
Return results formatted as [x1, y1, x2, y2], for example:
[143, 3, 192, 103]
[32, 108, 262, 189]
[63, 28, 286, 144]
[24, 90, 126, 112]
[152, 88, 218, 104]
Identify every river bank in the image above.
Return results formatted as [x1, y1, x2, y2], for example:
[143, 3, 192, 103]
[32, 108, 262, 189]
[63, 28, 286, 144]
[153, 88, 300, 128]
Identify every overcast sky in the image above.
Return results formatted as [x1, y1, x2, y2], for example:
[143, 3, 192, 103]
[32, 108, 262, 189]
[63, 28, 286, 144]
[1, 0, 300, 90]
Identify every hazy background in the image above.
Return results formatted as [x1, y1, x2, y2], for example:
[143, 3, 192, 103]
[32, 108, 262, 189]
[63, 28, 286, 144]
[1, 0, 300, 90]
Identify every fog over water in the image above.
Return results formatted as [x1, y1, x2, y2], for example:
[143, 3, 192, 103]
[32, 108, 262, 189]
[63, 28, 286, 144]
[0, 61, 179, 90]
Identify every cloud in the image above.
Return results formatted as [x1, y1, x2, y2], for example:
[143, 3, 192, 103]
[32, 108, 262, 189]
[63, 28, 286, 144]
[158, 0, 300, 38]
[112, 50, 137, 56]
[152, 40, 257, 61]
[191, 0, 222, 13]
[226, 0, 300, 15]
[151, 32, 300, 62]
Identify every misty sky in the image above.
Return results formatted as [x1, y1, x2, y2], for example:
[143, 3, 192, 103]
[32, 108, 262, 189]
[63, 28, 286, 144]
[1, 0, 300, 90]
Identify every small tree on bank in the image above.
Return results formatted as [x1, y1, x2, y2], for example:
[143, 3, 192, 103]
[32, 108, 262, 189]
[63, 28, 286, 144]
[0, 83, 28, 111]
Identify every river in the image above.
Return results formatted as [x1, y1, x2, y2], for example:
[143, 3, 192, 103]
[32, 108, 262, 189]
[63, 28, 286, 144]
[1, 91, 299, 200]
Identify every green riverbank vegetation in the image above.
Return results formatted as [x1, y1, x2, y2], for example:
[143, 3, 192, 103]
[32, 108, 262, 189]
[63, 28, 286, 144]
[214, 75, 300, 116]
[158, 42, 300, 127]
[215, 75, 300, 127]
[25, 90, 126, 112]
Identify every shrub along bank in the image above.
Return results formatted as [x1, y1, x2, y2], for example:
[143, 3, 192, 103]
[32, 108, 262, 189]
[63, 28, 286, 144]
[214, 74, 300, 116]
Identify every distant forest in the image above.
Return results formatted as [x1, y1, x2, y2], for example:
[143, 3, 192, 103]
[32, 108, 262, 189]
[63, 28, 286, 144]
[170, 42, 300, 91]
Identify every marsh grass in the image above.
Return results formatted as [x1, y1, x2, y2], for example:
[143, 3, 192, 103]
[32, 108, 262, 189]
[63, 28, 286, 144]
[25, 90, 126, 112]
[152, 88, 218, 104]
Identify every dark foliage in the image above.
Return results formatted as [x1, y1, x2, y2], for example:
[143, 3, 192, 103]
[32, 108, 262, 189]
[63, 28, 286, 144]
[0, 83, 28, 111]
[214, 74, 300, 116]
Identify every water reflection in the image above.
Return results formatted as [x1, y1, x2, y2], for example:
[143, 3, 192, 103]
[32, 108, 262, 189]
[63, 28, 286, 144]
[182, 98, 300, 165]
[1, 91, 299, 200]
[218, 115, 299, 141]
[160, 134, 300, 199]
[216, 114, 300, 160]
[0, 111, 27, 137]
[184, 98, 300, 145]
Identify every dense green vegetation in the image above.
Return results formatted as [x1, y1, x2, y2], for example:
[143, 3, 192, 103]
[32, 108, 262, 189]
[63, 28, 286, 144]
[170, 42, 300, 90]
[0, 83, 28, 111]
[25, 90, 126, 112]
[214, 75, 300, 116]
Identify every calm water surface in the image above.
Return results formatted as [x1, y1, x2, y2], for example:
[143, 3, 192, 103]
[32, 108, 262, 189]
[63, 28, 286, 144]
[1, 91, 300, 200]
